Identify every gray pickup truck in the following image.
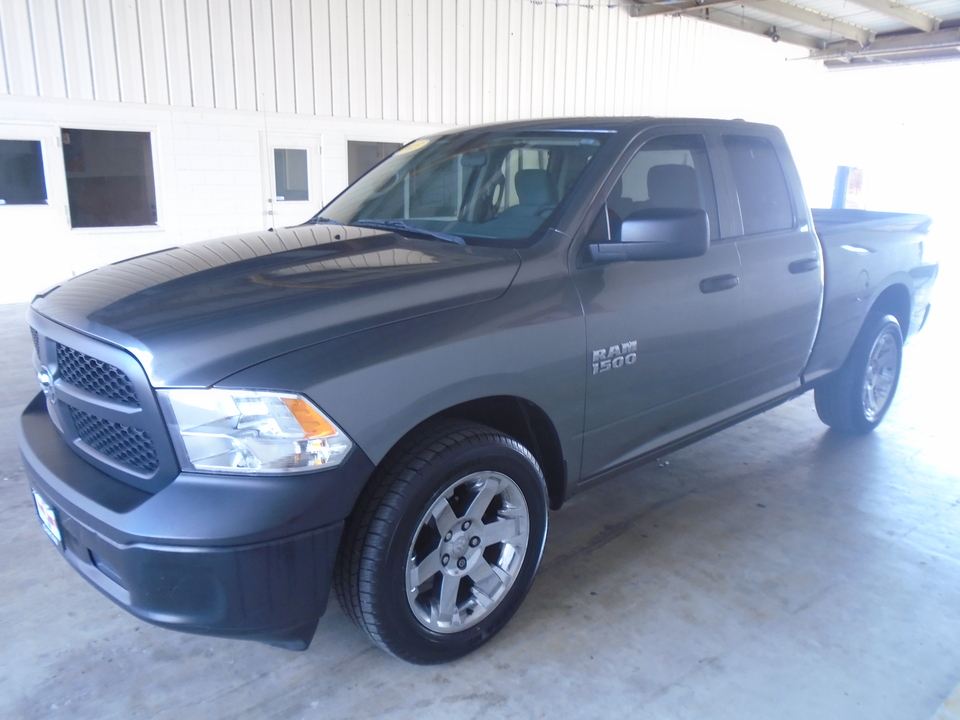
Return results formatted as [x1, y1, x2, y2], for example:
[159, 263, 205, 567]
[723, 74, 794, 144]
[19, 118, 938, 664]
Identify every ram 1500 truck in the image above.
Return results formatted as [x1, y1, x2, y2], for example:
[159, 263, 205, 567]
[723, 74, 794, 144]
[19, 118, 938, 664]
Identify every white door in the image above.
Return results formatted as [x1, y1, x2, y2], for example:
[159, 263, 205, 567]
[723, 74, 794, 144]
[261, 135, 321, 230]
[0, 123, 73, 301]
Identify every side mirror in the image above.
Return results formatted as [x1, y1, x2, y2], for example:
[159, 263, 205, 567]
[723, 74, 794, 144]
[588, 208, 709, 263]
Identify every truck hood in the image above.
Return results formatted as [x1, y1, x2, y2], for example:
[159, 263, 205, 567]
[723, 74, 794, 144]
[32, 224, 521, 386]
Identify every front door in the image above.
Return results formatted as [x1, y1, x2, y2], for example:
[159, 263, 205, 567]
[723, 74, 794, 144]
[261, 135, 321, 229]
[574, 132, 743, 480]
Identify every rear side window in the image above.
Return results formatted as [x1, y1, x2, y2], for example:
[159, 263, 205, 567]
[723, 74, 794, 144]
[723, 135, 794, 235]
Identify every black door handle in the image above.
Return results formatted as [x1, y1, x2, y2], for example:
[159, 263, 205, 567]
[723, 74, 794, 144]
[789, 258, 820, 274]
[700, 274, 739, 294]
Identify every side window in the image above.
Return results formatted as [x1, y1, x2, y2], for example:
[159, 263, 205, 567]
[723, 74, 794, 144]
[62, 128, 157, 228]
[723, 135, 794, 235]
[593, 134, 719, 242]
[0, 140, 47, 205]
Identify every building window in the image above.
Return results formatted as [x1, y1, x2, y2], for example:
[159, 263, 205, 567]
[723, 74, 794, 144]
[0, 140, 47, 205]
[62, 128, 157, 228]
[274, 149, 309, 201]
[348, 141, 402, 184]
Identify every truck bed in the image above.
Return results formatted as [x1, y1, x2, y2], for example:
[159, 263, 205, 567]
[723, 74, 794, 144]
[812, 208, 932, 236]
[804, 207, 935, 383]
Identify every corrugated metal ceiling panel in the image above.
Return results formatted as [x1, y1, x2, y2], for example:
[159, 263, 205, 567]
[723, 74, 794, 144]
[643, 0, 960, 65]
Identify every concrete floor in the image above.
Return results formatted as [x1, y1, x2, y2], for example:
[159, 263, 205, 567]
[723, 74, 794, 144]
[2, 278, 958, 720]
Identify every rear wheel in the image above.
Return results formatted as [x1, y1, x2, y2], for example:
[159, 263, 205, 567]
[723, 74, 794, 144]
[334, 420, 548, 664]
[815, 313, 903, 434]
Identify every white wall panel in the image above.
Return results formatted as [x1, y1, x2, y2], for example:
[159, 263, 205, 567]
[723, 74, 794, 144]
[112, 0, 145, 103]
[439, 0, 455, 124]
[290, 0, 313, 114]
[409, 0, 427, 122]
[379, 0, 397, 121]
[3, 0, 818, 125]
[363, 0, 382, 120]
[251, 0, 277, 112]
[310, 0, 333, 117]
[57, 0, 96, 100]
[0, 0, 38, 96]
[230, 0, 257, 112]
[272, 0, 296, 114]
[28, 0, 66, 98]
[208, 0, 236, 110]
[161, 0, 191, 107]
[425, 0, 441, 124]
[327, 0, 348, 117]
[139, 0, 170, 105]
[505, 0, 520, 120]
[453, 0, 469, 124]
[345, 0, 365, 118]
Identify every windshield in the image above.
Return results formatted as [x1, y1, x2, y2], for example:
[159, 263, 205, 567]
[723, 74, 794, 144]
[314, 131, 609, 246]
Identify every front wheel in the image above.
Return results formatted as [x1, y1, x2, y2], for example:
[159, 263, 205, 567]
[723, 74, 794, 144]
[334, 420, 548, 664]
[815, 313, 903, 434]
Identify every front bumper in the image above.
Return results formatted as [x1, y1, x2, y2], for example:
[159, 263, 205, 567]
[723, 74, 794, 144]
[19, 393, 375, 649]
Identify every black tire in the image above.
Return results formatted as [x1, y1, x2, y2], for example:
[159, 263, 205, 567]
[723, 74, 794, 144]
[814, 313, 903, 434]
[334, 419, 549, 664]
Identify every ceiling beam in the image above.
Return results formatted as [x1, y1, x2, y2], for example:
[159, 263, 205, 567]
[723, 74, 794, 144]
[823, 47, 960, 68]
[630, 0, 874, 46]
[845, 0, 941, 33]
[630, 0, 743, 19]
[684, 7, 826, 49]
[751, 0, 875, 45]
[810, 25, 960, 59]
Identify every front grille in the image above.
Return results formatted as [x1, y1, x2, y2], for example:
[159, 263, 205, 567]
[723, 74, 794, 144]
[31, 328, 40, 358]
[57, 344, 140, 406]
[68, 406, 159, 474]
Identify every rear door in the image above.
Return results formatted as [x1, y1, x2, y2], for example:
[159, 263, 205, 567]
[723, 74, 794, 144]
[574, 129, 742, 480]
[719, 130, 823, 401]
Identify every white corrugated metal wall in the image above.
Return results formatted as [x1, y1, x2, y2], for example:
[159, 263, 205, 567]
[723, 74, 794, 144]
[0, 0, 819, 303]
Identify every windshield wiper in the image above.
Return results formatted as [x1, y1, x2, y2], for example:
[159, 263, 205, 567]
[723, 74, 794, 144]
[309, 215, 343, 226]
[353, 219, 466, 246]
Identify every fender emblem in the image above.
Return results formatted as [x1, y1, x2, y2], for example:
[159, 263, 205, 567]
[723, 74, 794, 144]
[591, 341, 638, 375]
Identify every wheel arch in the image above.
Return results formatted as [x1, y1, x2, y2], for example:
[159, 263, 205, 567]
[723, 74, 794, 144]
[440, 396, 566, 510]
[868, 282, 912, 337]
[364, 395, 567, 512]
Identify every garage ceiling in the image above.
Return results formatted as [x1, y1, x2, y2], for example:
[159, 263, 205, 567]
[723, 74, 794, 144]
[629, 0, 960, 67]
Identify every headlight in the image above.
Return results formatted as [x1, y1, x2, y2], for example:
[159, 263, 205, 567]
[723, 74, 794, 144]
[157, 389, 353, 474]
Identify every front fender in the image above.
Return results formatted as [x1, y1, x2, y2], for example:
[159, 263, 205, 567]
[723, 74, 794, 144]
[218, 276, 587, 496]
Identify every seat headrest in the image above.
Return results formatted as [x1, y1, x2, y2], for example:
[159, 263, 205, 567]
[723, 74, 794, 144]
[514, 169, 557, 206]
[647, 165, 700, 209]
